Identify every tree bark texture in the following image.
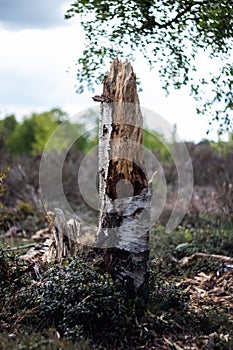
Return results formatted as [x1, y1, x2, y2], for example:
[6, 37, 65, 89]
[97, 59, 150, 306]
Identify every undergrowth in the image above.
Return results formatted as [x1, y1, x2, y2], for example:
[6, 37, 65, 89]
[0, 216, 232, 349]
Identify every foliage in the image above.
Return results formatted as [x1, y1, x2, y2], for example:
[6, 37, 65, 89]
[0, 109, 98, 156]
[0, 248, 30, 319]
[33, 258, 134, 342]
[0, 114, 18, 149]
[0, 166, 9, 205]
[0, 217, 232, 349]
[44, 120, 97, 154]
[181, 139, 233, 188]
[150, 218, 233, 272]
[65, 0, 233, 132]
[210, 132, 233, 154]
[0, 252, 135, 346]
[148, 271, 189, 316]
[143, 128, 172, 162]
[6, 110, 60, 155]
[16, 201, 35, 216]
[74, 127, 98, 154]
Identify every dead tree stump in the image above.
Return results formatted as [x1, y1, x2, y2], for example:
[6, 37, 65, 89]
[97, 59, 151, 307]
[41, 59, 151, 311]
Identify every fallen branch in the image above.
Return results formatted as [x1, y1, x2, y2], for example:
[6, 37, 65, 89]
[179, 252, 233, 266]
[4, 243, 38, 252]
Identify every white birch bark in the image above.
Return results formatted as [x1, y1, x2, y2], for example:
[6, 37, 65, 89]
[97, 59, 151, 304]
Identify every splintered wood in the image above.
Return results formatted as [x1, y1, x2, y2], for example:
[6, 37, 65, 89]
[97, 59, 151, 305]
[101, 58, 147, 199]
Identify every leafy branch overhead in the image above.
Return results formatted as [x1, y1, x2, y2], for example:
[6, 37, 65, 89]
[65, 0, 233, 132]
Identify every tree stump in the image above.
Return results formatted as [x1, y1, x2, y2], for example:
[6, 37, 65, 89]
[41, 59, 151, 311]
[97, 59, 151, 307]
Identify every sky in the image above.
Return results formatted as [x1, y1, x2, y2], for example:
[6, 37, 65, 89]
[0, 0, 227, 143]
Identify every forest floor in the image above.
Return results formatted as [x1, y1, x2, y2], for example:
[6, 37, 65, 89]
[0, 206, 232, 350]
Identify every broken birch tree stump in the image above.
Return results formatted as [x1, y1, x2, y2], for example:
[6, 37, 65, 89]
[39, 59, 151, 310]
[96, 58, 151, 307]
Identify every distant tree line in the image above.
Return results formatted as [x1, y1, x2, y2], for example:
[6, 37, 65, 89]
[0, 108, 97, 156]
[0, 108, 232, 160]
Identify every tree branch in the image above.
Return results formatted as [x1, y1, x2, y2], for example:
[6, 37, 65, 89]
[139, 1, 203, 32]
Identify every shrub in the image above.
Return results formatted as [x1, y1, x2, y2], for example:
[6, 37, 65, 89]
[0, 247, 31, 325]
[34, 258, 134, 342]
[16, 201, 35, 216]
[0, 251, 135, 346]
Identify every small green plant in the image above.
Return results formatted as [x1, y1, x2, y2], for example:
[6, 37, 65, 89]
[148, 270, 189, 316]
[16, 201, 35, 216]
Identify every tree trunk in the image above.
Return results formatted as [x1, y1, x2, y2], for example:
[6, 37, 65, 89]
[97, 59, 151, 307]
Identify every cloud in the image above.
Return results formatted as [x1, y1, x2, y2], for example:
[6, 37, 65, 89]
[0, 23, 88, 120]
[0, 0, 66, 30]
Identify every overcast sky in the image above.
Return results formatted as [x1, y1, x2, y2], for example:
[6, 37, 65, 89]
[0, 0, 225, 142]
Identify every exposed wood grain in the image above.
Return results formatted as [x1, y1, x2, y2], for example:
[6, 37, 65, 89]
[97, 59, 150, 308]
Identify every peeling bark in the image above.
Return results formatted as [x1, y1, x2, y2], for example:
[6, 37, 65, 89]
[97, 59, 151, 307]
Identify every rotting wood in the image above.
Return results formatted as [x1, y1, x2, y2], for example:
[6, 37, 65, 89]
[42, 209, 96, 263]
[97, 58, 151, 307]
[46, 209, 80, 262]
